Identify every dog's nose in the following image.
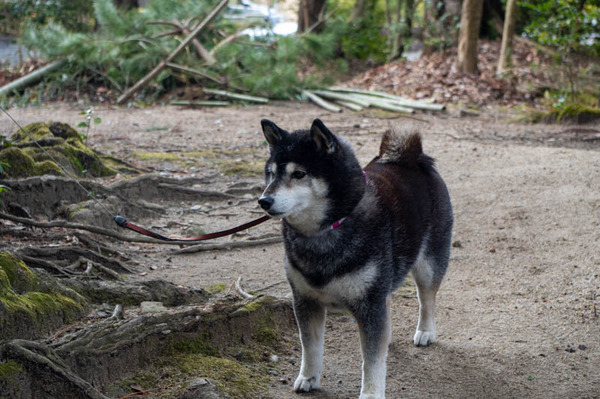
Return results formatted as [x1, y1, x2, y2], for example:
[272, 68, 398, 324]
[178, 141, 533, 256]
[258, 196, 274, 211]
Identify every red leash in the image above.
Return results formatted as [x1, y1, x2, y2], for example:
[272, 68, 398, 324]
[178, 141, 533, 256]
[114, 215, 271, 243]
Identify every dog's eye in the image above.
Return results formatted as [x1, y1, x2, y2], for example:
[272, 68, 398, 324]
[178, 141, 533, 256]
[291, 171, 306, 180]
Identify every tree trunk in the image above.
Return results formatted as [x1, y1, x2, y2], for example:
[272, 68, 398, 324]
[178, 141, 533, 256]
[456, 0, 484, 74]
[350, 0, 376, 22]
[496, 0, 518, 76]
[297, 0, 326, 32]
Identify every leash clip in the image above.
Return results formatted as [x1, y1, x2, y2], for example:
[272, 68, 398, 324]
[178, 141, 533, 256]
[114, 215, 127, 227]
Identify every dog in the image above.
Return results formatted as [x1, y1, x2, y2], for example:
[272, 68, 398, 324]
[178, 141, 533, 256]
[258, 119, 453, 398]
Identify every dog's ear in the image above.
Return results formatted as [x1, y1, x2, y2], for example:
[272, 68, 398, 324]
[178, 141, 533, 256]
[311, 119, 336, 154]
[261, 119, 286, 147]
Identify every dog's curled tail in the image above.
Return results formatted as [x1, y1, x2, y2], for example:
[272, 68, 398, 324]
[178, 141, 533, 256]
[378, 129, 435, 169]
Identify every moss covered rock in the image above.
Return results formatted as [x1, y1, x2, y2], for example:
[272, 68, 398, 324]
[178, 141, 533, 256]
[1, 121, 118, 178]
[0, 251, 87, 341]
[0, 147, 62, 178]
[0, 252, 39, 294]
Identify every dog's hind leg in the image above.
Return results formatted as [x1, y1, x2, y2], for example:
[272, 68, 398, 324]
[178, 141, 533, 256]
[411, 255, 440, 347]
[292, 296, 326, 392]
[355, 296, 391, 399]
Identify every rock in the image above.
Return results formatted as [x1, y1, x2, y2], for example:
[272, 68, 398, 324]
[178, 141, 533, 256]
[140, 301, 167, 313]
[189, 378, 209, 387]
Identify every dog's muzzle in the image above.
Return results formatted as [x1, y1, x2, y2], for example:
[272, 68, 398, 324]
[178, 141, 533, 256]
[258, 196, 275, 211]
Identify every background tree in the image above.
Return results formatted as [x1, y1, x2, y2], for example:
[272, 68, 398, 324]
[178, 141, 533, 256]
[497, 0, 518, 76]
[456, 0, 484, 74]
[297, 0, 327, 32]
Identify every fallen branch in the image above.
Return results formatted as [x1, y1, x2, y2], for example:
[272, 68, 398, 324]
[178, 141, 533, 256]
[335, 100, 364, 111]
[310, 90, 371, 107]
[116, 0, 229, 104]
[0, 60, 65, 97]
[302, 90, 341, 113]
[170, 100, 230, 106]
[203, 88, 268, 103]
[166, 62, 225, 84]
[173, 236, 282, 254]
[326, 88, 444, 111]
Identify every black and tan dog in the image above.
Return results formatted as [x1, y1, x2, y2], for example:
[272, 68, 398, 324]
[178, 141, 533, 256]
[258, 119, 453, 398]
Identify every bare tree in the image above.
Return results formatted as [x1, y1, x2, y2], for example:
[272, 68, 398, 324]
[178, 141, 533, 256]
[496, 0, 518, 76]
[456, 0, 484, 74]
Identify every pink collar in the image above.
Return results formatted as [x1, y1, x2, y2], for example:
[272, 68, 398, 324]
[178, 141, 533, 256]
[331, 171, 369, 230]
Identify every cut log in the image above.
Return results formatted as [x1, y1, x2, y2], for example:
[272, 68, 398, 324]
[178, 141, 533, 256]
[170, 100, 230, 106]
[311, 90, 371, 107]
[325, 88, 444, 111]
[302, 90, 341, 112]
[335, 100, 363, 111]
[203, 88, 268, 103]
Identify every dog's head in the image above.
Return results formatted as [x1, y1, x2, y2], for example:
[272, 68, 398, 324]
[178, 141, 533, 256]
[258, 119, 365, 236]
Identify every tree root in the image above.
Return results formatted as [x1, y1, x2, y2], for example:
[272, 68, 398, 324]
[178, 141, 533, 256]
[1, 296, 294, 398]
[173, 236, 282, 254]
[1, 339, 109, 399]
[16, 246, 133, 274]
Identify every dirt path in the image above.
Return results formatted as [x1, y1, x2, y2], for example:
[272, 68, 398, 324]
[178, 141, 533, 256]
[1, 102, 599, 398]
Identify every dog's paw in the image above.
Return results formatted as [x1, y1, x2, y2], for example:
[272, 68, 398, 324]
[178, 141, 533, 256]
[413, 330, 436, 346]
[294, 375, 319, 392]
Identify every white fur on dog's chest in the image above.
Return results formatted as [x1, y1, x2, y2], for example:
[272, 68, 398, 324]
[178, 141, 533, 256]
[285, 258, 379, 307]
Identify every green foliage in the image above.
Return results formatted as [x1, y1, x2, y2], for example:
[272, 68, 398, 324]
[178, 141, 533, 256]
[1, 0, 95, 33]
[521, 0, 600, 56]
[322, 0, 390, 63]
[18, 0, 343, 100]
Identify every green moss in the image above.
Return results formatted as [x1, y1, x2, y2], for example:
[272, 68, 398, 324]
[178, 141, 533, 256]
[555, 103, 600, 123]
[62, 143, 116, 176]
[219, 160, 263, 177]
[134, 152, 184, 161]
[167, 332, 220, 357]
[0, 147, 38, 177]
[0, 252, 39, 293]
[520, 103, 600, 124]
[205, 283, 226, 295]
[0, 361, 25, 389]
[255, 320, 279, 345]
[1, 122, 117, 177]
[34, 160, 63, 175]
[133, 148, 263, 177]
[175, 355, 268, 399]
[0, 290, 85, 324]
[242, 300, 264, 313]
[49, 122, 81, 141]
[0, 253, 87, 339]
[11, 122, 53, 142]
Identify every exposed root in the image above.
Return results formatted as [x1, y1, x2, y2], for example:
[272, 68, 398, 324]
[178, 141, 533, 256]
[235, 276, 254, 299]
[173, 236, 282, 254]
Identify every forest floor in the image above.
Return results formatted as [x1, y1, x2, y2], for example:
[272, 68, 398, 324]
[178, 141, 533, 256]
[1, 101, 599, 398]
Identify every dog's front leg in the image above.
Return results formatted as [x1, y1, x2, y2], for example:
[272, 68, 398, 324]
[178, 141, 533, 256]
[292, 295, 326, 393]
[355, 297, 391, 399]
